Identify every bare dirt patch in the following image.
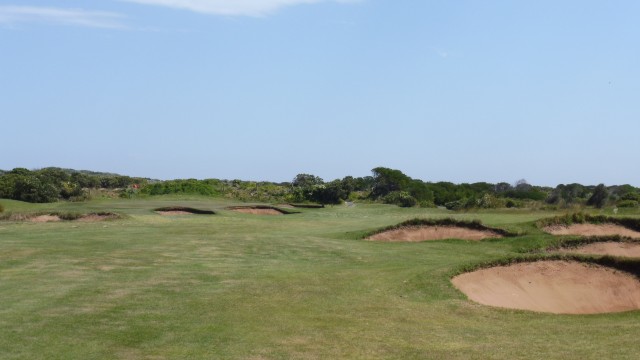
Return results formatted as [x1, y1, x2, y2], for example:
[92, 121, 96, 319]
[557, 242, 640, 258]
[29, 215, 62, 223]
[452, 260, 640, 314]
[367, 226, 503, 242]
[544, 224, 640, 238]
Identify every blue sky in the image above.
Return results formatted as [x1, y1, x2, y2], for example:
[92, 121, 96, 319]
[1, 1, 639, 185]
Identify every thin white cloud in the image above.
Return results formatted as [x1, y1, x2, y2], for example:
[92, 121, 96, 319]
[0, 6, 126, 29]
[121, 0, 361, 17]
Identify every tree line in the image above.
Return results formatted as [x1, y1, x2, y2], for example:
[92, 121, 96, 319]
[0, 166, 638, 209]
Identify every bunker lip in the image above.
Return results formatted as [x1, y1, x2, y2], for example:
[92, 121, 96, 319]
[365, 218, 511, 242]
[227, 206, 298, 215]
[287, 203, 325, 209]
[544, 223, 640, 239]
[155, 207, 215, 215]
[452, 260, 640, 314]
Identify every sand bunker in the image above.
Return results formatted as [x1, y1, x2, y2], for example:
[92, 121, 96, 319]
[452, 261, 640, 314]
[29, 215, 62, 223]
[155, 207, 215, 215]
[558, 242, 640, 258]
[367, 226, 503, 242]
[544, 224, 640, 238]
[231, 207, 285, 215]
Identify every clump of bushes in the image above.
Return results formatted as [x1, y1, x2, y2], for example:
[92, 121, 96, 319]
[617, 200, 638, 208]
[383, 191, 417, 207]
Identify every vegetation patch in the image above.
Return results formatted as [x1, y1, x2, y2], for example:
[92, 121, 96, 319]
[227, 205, 298, 215]
[452, 258, 640, 314]
[365, 218, 515, 242]
[154, 206, 215, 215]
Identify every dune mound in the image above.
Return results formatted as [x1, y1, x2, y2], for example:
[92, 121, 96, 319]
[544, 224, 640, 238]
[452, 260, 640, 314]
[229, 206, 288, 215]
[557, 242, 640, 258]
[155, 207, 215, 215]
[367, 225, 503, 242]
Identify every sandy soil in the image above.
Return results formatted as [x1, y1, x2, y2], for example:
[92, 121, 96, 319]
[157, 211, 194, 215]
[452, 261, 640, 314]
[367, 226, 502, 242]
[544, 224, 640, 238]
[29, 215, 62, 223]
[558, 242, 640, 258]
[232, 208, 283, 215]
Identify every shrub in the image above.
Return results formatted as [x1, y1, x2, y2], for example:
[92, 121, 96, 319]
[383, 191, 417, 207]
[617, 200, 639, 208]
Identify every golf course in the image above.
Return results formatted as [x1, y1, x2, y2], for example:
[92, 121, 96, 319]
[2, 196, 640, 359]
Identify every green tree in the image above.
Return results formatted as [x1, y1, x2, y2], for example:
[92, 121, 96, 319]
[587, 184, 609, 208]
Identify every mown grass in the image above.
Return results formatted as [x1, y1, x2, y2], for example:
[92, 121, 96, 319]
[0, 198, 639, 359]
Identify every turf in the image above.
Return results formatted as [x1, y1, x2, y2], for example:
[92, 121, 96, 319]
[1, 198, 639, 359]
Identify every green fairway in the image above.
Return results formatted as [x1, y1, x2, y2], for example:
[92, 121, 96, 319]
[1, 198, 639, 359]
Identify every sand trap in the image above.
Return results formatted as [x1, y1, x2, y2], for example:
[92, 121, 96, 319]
[29, 215, 62, 223]
[367, 226, 503, 242]
[157, 210, 194, 215]
[452, 261, 640, 314]
[155, 207, 215, 215]
[544, 224, 640, 238]
[558, 242, 640, 258]
[232, 208, 284, 215]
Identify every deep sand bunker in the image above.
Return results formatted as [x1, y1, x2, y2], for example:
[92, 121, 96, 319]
[558, 242, 640, 258]
[544, 223, 640, 238]
[367, 226, 503, 242]
[452, 260, 640, 314]
[27, 213, 117, 223]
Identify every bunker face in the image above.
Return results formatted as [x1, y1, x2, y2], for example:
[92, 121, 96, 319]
[452, 261, 640, 314]
[367, 226, 503, 242]
[544, 224, 640, 238]
[558, 242, 640, 258]
[30, 215, 62, 223]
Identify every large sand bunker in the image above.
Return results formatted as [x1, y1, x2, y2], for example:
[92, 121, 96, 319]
[558, 242, 640, 258]
[452, 260, 640, 314]
[544, 224, 640, 238]
[367, 226, 503, 242]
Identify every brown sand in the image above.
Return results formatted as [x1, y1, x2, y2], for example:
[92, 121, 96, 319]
[232, 208, 283, 215]
[452, 261, 640, 314]
[367, 226, 502, 242]
[558, 242, 640, 258]
[29, 215, 62, 223]
[157, 211, 194, 215]
[544, 224, 640, 238]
